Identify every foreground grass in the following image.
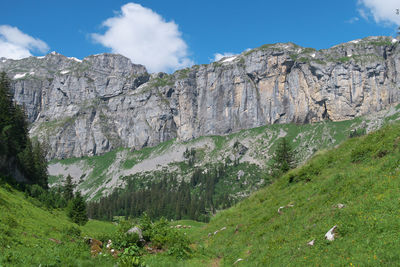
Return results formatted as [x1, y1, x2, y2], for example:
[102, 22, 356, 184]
[147, 122, 400, 266]
[0, 186, 117, 266]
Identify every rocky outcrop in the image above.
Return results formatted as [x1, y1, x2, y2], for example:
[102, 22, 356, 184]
[1, 36, 399, 159]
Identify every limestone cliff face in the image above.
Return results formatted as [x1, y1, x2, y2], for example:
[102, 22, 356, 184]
[1, 36, 399, 159]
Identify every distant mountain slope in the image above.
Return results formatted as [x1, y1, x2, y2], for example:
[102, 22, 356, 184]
[1, 36, 399, 159]
[49, 104, 400, 201]
[145, 120, 400, 266]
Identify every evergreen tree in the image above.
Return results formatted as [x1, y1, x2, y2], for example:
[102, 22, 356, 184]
[0, 71, 48, 187]
[67, 191, 88, 225]
[270, 137, 296, 178]
[63, 175, 75, 201]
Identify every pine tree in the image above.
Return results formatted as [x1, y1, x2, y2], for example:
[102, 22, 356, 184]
[270, 137, 296, 178]
[67, 191, 88, 225]
[63, 175, 75, 201]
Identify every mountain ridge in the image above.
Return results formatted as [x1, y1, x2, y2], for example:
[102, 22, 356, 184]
[1, 35, 399, 159]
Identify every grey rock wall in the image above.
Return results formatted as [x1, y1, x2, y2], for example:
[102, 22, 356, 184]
[1, 36, 399, 159]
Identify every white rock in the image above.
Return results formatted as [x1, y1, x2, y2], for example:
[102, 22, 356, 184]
[14, 73, 27, 79]
[325, 225, 337, 241]
[234, 258, 243, 264]
[337, 203, 345, 209]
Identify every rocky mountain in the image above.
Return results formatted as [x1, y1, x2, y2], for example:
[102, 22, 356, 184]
[1, 36, 400, 159]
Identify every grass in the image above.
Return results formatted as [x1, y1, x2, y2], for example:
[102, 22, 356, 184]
[147, 122, 400, 266]
[0, 185, 117, 266]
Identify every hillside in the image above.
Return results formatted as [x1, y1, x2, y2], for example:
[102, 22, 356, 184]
[48, 103, 400, 202]
[143, 121, 400, 266]
[0, 185, 116, 266]
[1, 36, 399, 159]
[2, 111, 399, 266]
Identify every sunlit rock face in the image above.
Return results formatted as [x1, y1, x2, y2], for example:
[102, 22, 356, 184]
[1, 36, 399, 159]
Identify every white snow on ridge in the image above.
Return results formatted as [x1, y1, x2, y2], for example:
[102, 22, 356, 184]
[349, 39, 361, 44]
[311, 53, 316, 58]
[14, 73, 27, 79]
[29, 72, 35, 75]
[1, 59, 6, 63]
[392, 39, 398, 44]
[222, 56, 237, 63]
[36, 56, 45, 59]
[60, 70, 70, 75]
[68, 57, 82, 63]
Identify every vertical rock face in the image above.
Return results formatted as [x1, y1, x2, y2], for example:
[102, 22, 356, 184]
[1, 36, 399, 159]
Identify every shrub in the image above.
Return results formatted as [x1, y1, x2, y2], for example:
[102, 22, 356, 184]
[118, 244, 146, 267]
[349, 128, 366, 138]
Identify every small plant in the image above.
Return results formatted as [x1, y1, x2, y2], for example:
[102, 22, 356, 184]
[118, 244, 145, 267]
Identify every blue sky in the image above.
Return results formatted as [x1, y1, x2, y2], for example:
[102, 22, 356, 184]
[1, 0, 399, 72]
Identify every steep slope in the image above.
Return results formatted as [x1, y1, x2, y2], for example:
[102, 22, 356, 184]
[48, 104, 400, 201]
[145, 121, 400, 266]
[0, 185, 116, 266]
[1, 36, 399, 159]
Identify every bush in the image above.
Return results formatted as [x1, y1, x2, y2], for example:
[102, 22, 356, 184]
[62, 226, 81, 239]
[349, 128, 366, 138]
[118, 244, 146, 267]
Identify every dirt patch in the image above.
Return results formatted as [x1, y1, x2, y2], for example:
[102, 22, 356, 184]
[211, 257, 222, 267]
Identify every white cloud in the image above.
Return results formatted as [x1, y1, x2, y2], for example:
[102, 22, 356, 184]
[212, 52, 235, 62]
[346, 17, 360, 24]
[357, 0, 400, 26]
[0, 25, 49, 59]
[92, 3, 193, 73]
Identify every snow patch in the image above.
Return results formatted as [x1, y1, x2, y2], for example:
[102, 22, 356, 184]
[311, 53, 316, 58]
[68, 57, 82, 62]
[392, 39, 398, 44]
[1, 59, 7, 63]
[14, 73, 27, 79]
[29, 71, 34, 75]
[36, 56, 45, 59]
[349, 39, 360, 44]
[60, 70, 70, 75]
[347, 54, 352, 57]
[222, 56, 237, 63]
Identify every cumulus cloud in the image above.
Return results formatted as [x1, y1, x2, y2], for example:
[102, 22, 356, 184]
[357, 0, 400, 26]
[92, 3, 193, 73]
[0, 25, 49, 59]
[212, 52, 235, 62]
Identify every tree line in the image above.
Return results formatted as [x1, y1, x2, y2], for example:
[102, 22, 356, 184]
[0, 72, 88, 225]
[87, 163, 236, 222]
[0, 72, 47, 188]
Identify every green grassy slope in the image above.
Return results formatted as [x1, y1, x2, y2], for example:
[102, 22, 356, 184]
[148, 121, 400, 266]
[0, 186, 117, 266]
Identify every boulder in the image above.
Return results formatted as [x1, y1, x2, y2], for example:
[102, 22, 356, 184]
[127, 226, 144, 241]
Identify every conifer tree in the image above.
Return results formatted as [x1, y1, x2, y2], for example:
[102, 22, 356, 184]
[67, 191, 88, 225]
[270, 137, 296, 178]
[63, 175, 75, 201]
